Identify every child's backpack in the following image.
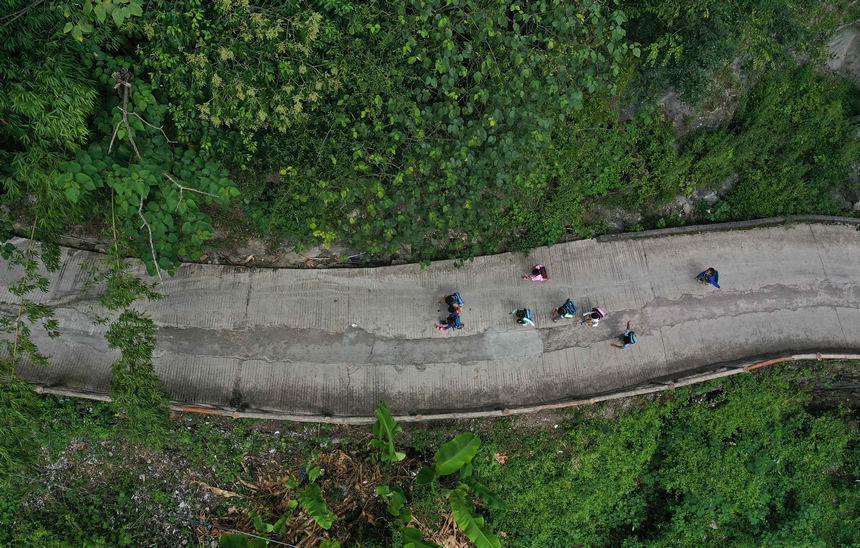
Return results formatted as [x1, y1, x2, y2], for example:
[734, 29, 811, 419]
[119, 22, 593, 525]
[561, 299, 577, 317]
[515, 309, 534, 324]
[624, 332, 638, 345]
[591, 307, 606, 320]
[531, 265, 548, 278]
[445, 292, 464, 307]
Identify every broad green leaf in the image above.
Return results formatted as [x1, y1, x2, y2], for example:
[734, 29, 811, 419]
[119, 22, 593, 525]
[415, 466, 436, 485]
[372, 402, 405, 463]
[272, 513, 290, 533]
[112, 7, 125, 27]
[252, 513, 265, 532]
[65, 187, 81, 203]
[465, 479, 506, 510]
[307, 464, 321, 483]
[434, 433, 480, 476]
[459, 461, 473, 478]
[218, 533, 248, 548]
[449, 489, 501, 548]
[296, 484, 336, 530]
[401, 526, 441, 548]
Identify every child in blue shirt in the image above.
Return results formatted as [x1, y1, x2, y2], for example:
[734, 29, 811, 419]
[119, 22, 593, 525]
[696, 267, 720, 289]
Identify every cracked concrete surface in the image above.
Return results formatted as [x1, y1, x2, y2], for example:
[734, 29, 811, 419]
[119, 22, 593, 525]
[2, 223, 859, 418]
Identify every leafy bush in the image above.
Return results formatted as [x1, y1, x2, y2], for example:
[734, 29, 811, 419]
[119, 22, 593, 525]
[465, 370, 858, 547]
[133, 0, 638, 260]
[681, 64, 860, 220]
[628, 0, 856, 105]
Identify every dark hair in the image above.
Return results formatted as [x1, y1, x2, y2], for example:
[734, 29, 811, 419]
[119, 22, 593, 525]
[515, 309, 526, 319]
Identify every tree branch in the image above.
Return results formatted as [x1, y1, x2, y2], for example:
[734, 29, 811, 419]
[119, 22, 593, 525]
[110, 69, 141, 160]
[161, 172, 219, 210]
[0, 0, 45, 26]
[129, 111, 176, 144]
[108, 120, 123, 155]
[137, 196, 162, 281]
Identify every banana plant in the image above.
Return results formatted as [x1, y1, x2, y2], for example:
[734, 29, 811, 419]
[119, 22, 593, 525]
[372, 402, 406, 464]
[219, 461, 338, 547]
[371, 402, 503, 548]
[415, 433, 504, 548]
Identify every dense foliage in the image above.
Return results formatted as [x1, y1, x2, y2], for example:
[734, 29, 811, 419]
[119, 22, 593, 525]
[0, 366, 856, 546]
[629, 0, 848, 105]
[3, 0, 857, 265]
[684, 65, 860, 219]
[427, 369, 859, 547]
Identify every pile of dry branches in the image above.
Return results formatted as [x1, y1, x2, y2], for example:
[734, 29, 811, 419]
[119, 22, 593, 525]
[193, 446, 470, 546]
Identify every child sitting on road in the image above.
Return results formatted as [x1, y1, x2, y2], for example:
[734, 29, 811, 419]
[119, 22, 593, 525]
[696, 267, 721, 289]
[551, 299, 577, 323]
[435, 311, 464, 331]
[522, 264, 550, 282]
[510, 308, 536, 328]
[581, 307, 606, 327]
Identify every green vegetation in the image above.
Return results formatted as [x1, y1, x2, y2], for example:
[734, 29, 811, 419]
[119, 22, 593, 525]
[2, 0, 858, 266]
[0, 365, 856, 546]
[1, 2, 859, 544]
[451, 369, 858, 547]
[684, 65, 860, 220]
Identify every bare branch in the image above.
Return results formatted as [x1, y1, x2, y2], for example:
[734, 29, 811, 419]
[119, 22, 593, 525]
[108, 120, 123, 154]
[128, 112, 177, 144]
[110, 70, 141, 160]
[1, 0, 44, 26]
[137, 196, 162, 281]
[162, 172, 219, 210]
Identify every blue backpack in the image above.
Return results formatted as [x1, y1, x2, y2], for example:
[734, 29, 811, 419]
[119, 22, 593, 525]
[625, 332, 638, 345]
[561, 299, 577, 317]
[445, 292, 464, 307]
[516, 309, 535, 324]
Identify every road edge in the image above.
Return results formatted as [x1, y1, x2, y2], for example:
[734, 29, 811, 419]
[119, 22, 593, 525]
[31, 352, 860, 425]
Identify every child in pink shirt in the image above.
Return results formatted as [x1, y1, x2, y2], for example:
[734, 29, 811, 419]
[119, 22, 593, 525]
[522, 264, 550, 282]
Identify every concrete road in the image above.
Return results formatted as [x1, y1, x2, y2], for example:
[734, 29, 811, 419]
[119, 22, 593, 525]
[3, 222, 859, 419]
